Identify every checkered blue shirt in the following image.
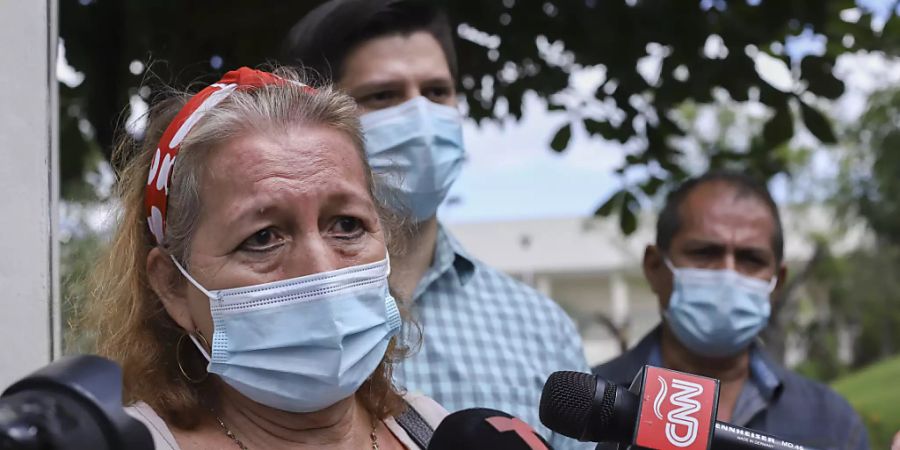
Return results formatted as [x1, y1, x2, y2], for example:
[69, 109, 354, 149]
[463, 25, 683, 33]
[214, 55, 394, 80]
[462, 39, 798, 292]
[394, 225, 593, 450]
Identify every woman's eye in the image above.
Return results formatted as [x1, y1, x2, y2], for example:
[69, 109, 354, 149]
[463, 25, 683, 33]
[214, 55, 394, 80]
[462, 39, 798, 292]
[331, 217, 364, 238]
[239, 228, 283, 252]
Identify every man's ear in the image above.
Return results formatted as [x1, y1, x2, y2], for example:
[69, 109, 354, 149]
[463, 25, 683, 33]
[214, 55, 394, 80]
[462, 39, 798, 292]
[643, 244, 672, 309]
[147, 247, 196, 332]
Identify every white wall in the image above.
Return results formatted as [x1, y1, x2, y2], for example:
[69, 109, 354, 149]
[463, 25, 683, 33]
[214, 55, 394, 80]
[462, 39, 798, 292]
[0, 0, 59, 389]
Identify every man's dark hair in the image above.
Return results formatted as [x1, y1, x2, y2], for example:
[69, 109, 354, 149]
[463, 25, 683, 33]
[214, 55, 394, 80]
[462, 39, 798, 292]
[656, 170, 784, 264]
[282, 0, 458, 84]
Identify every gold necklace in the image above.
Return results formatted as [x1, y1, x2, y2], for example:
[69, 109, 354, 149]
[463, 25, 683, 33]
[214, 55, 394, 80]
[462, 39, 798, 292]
[212, 410, 380, 450]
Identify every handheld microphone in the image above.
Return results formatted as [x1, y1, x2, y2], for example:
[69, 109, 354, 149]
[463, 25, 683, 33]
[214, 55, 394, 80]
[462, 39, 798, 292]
[428, 408, 555, 450]
[539, 367, 815, 450]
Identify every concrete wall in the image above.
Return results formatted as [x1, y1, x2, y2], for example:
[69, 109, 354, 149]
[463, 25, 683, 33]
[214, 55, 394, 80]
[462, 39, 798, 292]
[0, 0, 59, 388]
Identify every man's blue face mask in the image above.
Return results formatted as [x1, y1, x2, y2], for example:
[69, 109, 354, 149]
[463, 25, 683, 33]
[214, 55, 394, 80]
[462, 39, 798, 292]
[360, 96, 466, 222]
[663, 258, 777, 358]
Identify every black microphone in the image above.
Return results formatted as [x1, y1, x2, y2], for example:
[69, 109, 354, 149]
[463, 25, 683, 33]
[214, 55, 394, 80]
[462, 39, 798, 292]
[0, 355, 153, 450]
[540, 369, 816, 450]
[428, 408, 555, 450]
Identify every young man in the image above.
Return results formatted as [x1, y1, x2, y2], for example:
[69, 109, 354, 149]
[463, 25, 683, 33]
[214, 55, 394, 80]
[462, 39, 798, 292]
[285, 0, 589, 448]
[593, 171, 868, 449]
[284, 1, 592, 448]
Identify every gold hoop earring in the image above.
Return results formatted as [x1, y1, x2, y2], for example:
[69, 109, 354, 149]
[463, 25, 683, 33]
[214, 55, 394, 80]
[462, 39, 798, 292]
[176, 331, 209, 384]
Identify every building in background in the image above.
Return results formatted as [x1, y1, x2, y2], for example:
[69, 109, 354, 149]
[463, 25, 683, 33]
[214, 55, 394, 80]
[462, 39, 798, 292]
[447, 206, 869, 367]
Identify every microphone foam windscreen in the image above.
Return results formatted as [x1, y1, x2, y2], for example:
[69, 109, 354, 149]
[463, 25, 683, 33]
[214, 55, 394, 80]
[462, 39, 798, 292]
[539, 371, 602, 440]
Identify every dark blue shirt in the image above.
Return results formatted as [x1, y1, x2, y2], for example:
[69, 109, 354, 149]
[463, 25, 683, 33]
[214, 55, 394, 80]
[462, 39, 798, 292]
[592, 328, 869, 450]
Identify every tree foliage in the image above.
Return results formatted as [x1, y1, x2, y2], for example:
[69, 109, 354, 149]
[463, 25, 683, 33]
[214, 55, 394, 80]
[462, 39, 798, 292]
[812, 84, 900, 374]
[60, 0, 896, 230]
[792, 247, 900, 380]
[779, 84, 900, 384]
[838, 87, 900, 246]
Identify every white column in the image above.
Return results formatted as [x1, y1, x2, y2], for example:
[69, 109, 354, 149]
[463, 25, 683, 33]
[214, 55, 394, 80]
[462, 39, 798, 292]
[535, 274, 553, 298]
[520, 270, 535, 287]
[610, 272, 629, 326]
[0, 0, 59, 388]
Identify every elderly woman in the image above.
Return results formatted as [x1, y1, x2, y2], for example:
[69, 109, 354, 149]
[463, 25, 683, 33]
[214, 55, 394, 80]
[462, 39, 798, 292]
[81, 67, 445, 449]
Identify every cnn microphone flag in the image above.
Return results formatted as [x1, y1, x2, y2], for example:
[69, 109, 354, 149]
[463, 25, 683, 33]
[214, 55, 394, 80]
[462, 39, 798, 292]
[633, 366, 719, 450]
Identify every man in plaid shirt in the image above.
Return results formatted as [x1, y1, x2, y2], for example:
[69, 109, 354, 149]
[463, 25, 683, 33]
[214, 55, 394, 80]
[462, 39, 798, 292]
[284, 1, 592, 448]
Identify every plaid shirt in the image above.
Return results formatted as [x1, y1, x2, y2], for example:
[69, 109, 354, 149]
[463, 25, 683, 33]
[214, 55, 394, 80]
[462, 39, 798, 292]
[394, 225, 593, 450]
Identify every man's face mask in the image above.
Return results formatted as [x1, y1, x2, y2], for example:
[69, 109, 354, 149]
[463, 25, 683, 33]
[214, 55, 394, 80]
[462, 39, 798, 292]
[360, 96, 465, 222]
[663, 258, 776, 358]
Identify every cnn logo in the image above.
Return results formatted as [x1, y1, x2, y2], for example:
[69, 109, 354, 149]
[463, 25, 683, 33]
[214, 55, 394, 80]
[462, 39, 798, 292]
[634, 367, 718, 450]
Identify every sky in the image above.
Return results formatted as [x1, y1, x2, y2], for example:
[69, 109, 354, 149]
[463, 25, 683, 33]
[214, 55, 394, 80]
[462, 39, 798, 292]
[439, 93, 626, 223]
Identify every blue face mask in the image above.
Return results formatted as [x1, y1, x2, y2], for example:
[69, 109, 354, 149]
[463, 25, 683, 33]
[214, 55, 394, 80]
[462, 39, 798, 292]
[174, 256, 401, 413]
[360, 96, 465, 222]
[663, 259, 776, 358]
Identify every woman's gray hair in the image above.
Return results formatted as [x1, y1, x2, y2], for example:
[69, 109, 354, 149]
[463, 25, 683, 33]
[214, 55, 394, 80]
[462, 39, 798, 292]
[158, 67, 403, 267]
[83, 66, 414, 428]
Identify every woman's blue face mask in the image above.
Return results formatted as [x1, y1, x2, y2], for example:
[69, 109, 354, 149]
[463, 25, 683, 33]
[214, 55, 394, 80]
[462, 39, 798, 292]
[175, 255, 401, 413]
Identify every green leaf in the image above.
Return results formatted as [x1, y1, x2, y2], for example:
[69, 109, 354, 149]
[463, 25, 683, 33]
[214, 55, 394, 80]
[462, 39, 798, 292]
[550, 123, 572, 152]
[759, 83, 789, 106]
[594, 190, 623, 217]
[762, 101, 794, 146]
[619, 191, 638, 235]
[547, 102, 566, 112]
[640, 176, 665, 196]
[801, 56, 844, 100]
[800, 102, 837, 144]
[583, 118, 613, 136]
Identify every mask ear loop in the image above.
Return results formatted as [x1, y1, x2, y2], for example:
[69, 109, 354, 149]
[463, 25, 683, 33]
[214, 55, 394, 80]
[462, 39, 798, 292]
[168, 255, 215, 363]
[188, 331, 212, 362]
[765, 275, 779, 294]
[169, 255, 218, 300]
[177, 331, 210, 382]
[663, 256, 678, 273]
[168, 255, 219, 362]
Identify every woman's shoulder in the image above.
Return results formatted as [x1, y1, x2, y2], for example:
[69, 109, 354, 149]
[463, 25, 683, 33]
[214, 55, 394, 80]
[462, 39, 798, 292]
[125, 402, 181, 450]
[401, 392, 448, 428]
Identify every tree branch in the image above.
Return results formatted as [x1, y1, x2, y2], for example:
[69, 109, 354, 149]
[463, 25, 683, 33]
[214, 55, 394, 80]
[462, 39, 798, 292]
[594, 313, 630, 355]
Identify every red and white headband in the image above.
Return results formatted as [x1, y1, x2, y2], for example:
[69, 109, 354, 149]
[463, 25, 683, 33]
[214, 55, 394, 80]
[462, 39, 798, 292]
[145, 67, 315, 245]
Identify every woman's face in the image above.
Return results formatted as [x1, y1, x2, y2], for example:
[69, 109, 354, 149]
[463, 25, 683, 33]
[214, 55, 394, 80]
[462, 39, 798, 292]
[177, 124, 385, 338]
